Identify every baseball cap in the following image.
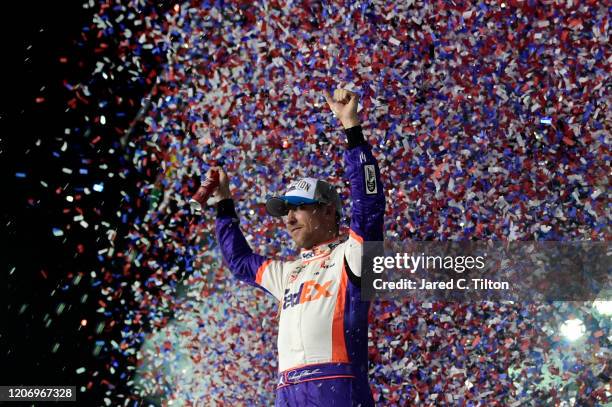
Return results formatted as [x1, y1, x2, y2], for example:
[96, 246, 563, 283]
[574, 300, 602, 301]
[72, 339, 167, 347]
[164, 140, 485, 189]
[266, 177, 342, 218]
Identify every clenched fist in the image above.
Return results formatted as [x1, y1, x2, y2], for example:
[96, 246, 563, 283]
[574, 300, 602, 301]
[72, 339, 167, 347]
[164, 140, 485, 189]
[207, 166, 231, 201]
[323, 88, 360, 129]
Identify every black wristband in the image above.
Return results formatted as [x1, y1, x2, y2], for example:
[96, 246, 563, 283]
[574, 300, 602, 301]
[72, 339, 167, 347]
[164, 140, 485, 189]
[216, 199, 238, 218]
[345, 125, 366, 149]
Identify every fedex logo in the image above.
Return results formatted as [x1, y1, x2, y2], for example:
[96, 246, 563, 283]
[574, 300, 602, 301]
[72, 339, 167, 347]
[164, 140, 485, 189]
[283, 280, 333, 309]
[301, 251, 316, 260]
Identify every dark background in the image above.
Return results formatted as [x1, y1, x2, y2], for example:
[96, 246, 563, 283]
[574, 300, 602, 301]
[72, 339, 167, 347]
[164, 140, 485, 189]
[6, 0, 97, 399]
[5, 1, 146, 405]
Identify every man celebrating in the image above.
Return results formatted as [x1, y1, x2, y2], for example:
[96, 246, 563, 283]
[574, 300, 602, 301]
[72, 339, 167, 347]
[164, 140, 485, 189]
[210, 88, 385, 406]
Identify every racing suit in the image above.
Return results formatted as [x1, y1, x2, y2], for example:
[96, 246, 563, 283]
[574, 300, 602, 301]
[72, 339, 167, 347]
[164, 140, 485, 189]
[215, 125, 385, 406]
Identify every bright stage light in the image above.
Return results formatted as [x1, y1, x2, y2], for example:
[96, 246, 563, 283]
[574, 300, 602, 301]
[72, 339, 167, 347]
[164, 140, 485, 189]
[559, 318, 586, 341]
[592, 300, 612, 317]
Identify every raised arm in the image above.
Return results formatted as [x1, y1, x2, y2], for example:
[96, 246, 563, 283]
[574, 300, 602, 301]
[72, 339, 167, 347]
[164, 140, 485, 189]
[212, 169, 286, 300]
[324, 89, 386, 278]
[343, 125, 385, 242]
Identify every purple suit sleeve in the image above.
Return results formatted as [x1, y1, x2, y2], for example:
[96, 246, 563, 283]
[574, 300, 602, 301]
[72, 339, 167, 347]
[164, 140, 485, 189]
[344, 125, 385, 242]
[215, 199, 285, 300]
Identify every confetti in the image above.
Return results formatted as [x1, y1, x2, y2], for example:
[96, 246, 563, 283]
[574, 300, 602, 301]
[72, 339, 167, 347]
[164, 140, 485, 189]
[25, 0, 611, 405]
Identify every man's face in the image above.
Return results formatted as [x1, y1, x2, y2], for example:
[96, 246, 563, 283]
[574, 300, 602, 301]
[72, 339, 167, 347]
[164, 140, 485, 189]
[284, 203, 335, 250]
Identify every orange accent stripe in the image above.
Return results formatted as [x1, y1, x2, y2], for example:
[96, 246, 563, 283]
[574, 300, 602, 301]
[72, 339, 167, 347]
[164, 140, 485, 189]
[255, 259, 272, 285]
[301, 253, 331, 264]
[349, 229, 364, 245]
[331, 265, 349, 362]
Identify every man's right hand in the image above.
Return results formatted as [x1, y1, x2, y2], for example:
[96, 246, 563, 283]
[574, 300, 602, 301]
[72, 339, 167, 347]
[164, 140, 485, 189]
[208, 166, 231, 201]
[323, 88, 360, 129]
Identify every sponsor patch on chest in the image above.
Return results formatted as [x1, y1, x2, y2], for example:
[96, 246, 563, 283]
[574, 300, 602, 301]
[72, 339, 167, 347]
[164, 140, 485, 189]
[282, 280, 334, 309]
[320, 260, 336, 270]
[288, 265, 305, 283]
[364, 165, 377, 194]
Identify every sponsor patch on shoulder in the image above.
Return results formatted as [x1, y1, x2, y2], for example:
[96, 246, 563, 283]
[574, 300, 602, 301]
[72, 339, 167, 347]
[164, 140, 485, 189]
[364, 165, 377, 195]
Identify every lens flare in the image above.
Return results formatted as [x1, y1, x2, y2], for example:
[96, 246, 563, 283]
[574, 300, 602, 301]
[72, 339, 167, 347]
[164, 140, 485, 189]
[559, 319, 586, 341]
